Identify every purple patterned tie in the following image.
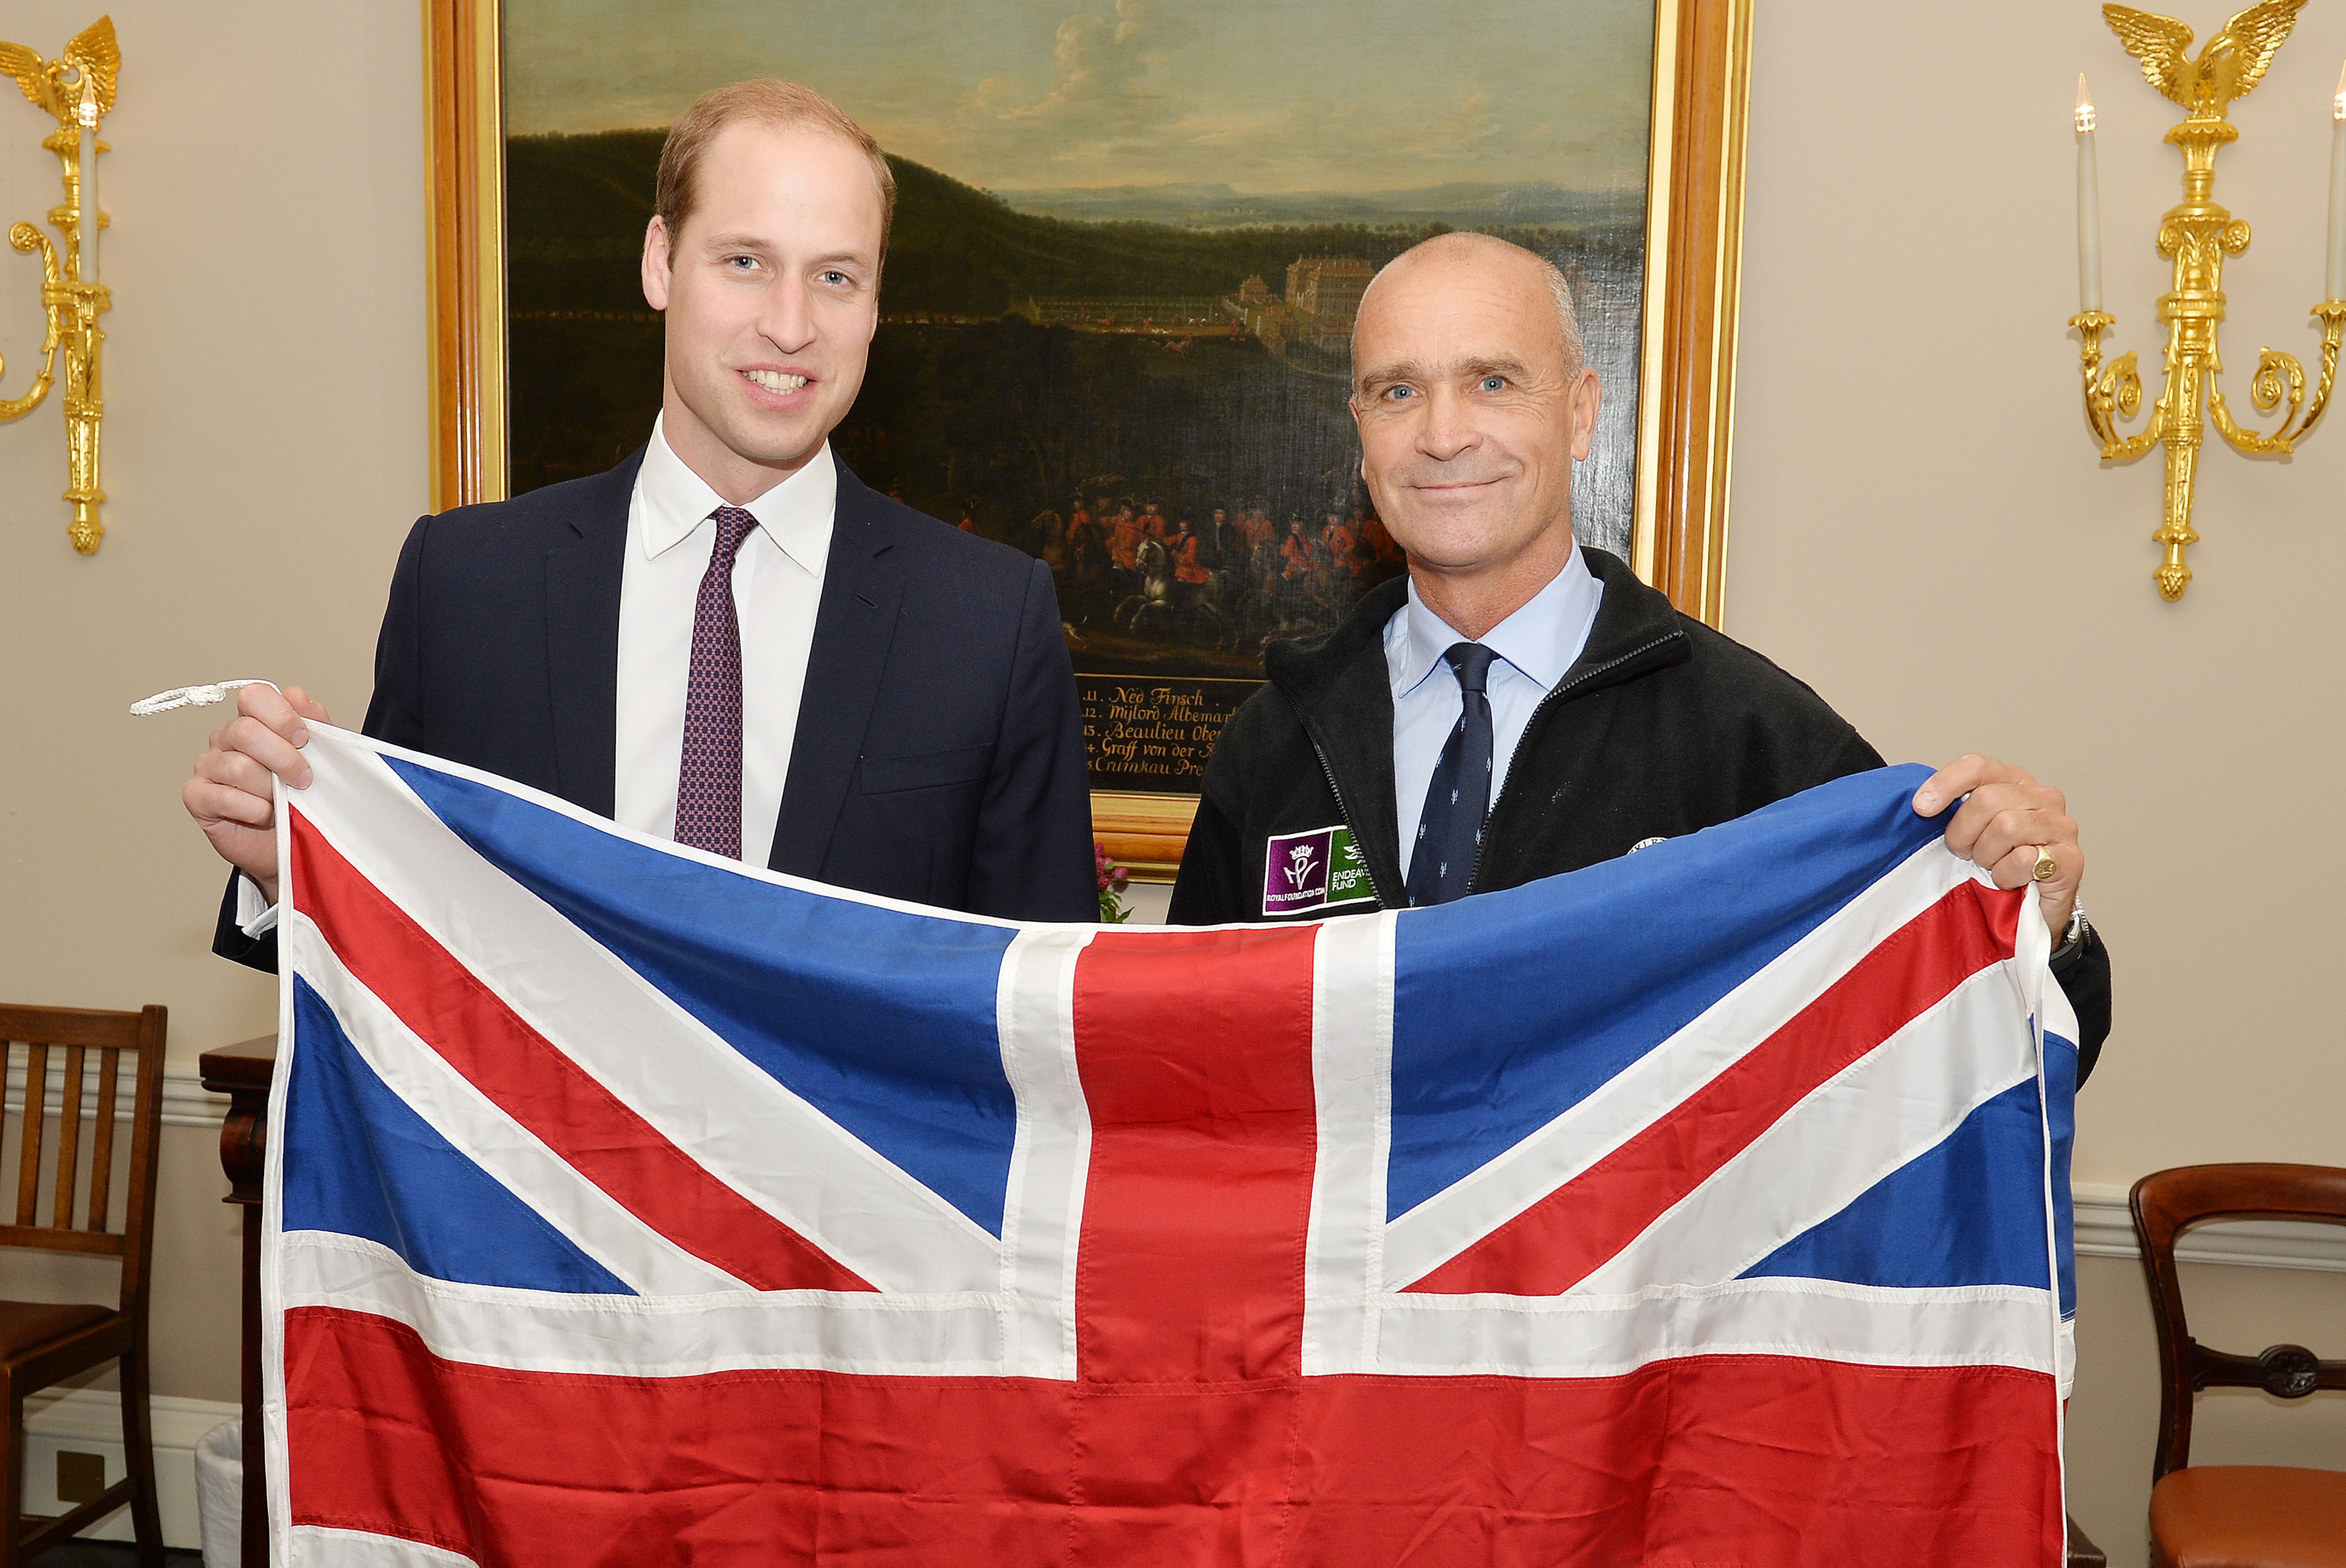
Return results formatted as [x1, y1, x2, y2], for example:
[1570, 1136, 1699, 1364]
[674, 505, 760, 859]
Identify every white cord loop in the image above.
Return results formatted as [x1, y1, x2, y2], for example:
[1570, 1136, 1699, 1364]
[127, 679, 281, 717]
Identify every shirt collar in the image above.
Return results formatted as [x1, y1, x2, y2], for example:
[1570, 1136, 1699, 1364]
[636, 412, 837, 574]
[1387, 544, 1604, 700]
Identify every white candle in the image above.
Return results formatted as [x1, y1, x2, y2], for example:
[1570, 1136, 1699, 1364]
[74, 72, 96, 283]
[2077, 74, 2103, 314]
[2327, 60, 2345, 304]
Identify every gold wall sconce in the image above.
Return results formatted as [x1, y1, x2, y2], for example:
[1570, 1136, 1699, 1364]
[2071, 1, 2346, 601]
[0, 16, 113, 555]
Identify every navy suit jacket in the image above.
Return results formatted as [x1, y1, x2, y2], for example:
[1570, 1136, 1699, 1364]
[217, 450, 1097, 968]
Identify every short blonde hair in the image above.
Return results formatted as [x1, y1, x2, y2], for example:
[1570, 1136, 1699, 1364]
[655, 78, 898, 256]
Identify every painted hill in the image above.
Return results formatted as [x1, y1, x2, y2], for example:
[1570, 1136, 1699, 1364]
[503, 131, 1635, 318]
[994, 180, 1642, 230]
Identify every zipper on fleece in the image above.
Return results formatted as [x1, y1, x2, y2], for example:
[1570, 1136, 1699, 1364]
[1297, 724, 1395, 910]
[1462, 631, 1683, 897]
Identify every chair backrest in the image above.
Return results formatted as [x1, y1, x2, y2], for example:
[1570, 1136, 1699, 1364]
[0, 1004, 167, 1316]
[2131, 1163, 2346, 1480]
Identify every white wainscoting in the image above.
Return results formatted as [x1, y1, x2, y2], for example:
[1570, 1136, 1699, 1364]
[20, 1386, 237, 1551]
[4, 1067, 231, 1550]
[2, 1061, 230, 1129]
[2073, 1181, 2346, 1272]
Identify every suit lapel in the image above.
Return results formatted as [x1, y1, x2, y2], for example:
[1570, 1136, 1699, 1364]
[543, 450, 641, 818]
[768, 464, 904, 876]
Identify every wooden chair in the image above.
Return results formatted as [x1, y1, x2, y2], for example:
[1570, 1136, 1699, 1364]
[0, 1004, 166, 1567]
[2132, 1163, 2346, 1568]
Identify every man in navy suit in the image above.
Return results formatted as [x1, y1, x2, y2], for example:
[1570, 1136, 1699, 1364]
[185, 80, 1097, 961]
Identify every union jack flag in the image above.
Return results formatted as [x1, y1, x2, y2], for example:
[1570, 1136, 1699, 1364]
[265, 726, 2077, 1567]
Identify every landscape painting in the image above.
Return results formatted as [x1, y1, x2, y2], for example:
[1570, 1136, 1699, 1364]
[502, 0, 1658, 797]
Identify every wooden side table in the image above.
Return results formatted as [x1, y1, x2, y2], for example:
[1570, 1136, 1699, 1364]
[199, 1034, 275, 1568]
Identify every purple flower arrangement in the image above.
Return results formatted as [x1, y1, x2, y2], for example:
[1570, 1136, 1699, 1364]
[1095, 842, 1133, 924]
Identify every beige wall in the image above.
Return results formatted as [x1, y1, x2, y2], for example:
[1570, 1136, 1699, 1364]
[0, 0, 426, 1401]
[0, 0, 428, 1059]
[1731, 0, 2346, 1181]
[1730, 1, 2346, 1561]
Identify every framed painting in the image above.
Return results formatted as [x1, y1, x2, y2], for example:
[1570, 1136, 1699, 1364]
[427, 0, 1752, 878]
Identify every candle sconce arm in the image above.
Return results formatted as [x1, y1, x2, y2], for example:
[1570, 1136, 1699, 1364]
[0, 220, 60, 419]
[2210, 303, 2346, 456]
[2073, 312, 2163, 458]
[0, 15, 115, 554]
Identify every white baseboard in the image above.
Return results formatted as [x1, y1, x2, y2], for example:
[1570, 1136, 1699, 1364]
[2073, 1181, 2346, 1272]
[20, 1386, 237, 1551]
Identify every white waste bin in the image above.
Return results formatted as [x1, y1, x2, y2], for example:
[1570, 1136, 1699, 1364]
[195, 1418, 241, 1568]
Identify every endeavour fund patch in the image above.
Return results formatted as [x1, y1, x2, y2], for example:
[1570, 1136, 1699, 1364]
[1261, 825, 1377, 918]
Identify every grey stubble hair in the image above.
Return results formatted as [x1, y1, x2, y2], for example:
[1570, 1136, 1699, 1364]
[1350, 233, 1587, 378]
[1542, 260, 1584, 373]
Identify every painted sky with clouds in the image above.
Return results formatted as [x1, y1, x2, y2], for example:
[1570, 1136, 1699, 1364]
[504, 0, 1654, 194]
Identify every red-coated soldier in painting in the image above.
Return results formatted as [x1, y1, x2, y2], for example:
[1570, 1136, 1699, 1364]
[1174, 520, 1210, 587]
[1239, 504, 1275, 557]
[1280, 519, 1312, 582]
[1322, 511, 1357, 584]
[1110, 505, 1144, 574]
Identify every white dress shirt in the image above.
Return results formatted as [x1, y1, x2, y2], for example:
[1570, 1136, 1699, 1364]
[237, 415, 835, 934]
[615, 415, 835, 868]
[1387, 547, 1605, 882]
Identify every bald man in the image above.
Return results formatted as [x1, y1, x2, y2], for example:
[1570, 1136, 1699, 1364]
[1168, 233, 2110, 1075]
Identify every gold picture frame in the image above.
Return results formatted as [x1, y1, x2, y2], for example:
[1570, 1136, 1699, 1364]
[424, 0, 1753, 880]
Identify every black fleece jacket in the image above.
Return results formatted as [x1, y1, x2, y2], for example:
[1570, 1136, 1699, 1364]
[1168, 548, 2111, 1082]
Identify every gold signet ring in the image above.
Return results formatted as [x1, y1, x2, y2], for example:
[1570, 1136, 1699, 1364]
[2030, 847, 2058, 882]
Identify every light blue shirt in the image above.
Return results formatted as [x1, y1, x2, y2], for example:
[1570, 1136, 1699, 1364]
[1386, 548, 1605, 881]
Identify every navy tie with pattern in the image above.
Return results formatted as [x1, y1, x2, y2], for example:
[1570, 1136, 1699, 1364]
[674, 505, 759, 859]
[1404, 642, 1497, 908]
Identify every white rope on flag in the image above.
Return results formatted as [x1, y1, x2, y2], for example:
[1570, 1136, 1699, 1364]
[127, 679, 281, 717]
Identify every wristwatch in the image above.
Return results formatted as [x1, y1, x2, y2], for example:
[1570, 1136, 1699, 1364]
[2052, 899, 2090, 958]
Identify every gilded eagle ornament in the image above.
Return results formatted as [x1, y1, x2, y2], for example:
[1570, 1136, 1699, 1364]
[2070, 0, 2343, 605]
[0, 15, 117, 129]
[0, 14, 118, 554]
[2101, 0, 2304, 119]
